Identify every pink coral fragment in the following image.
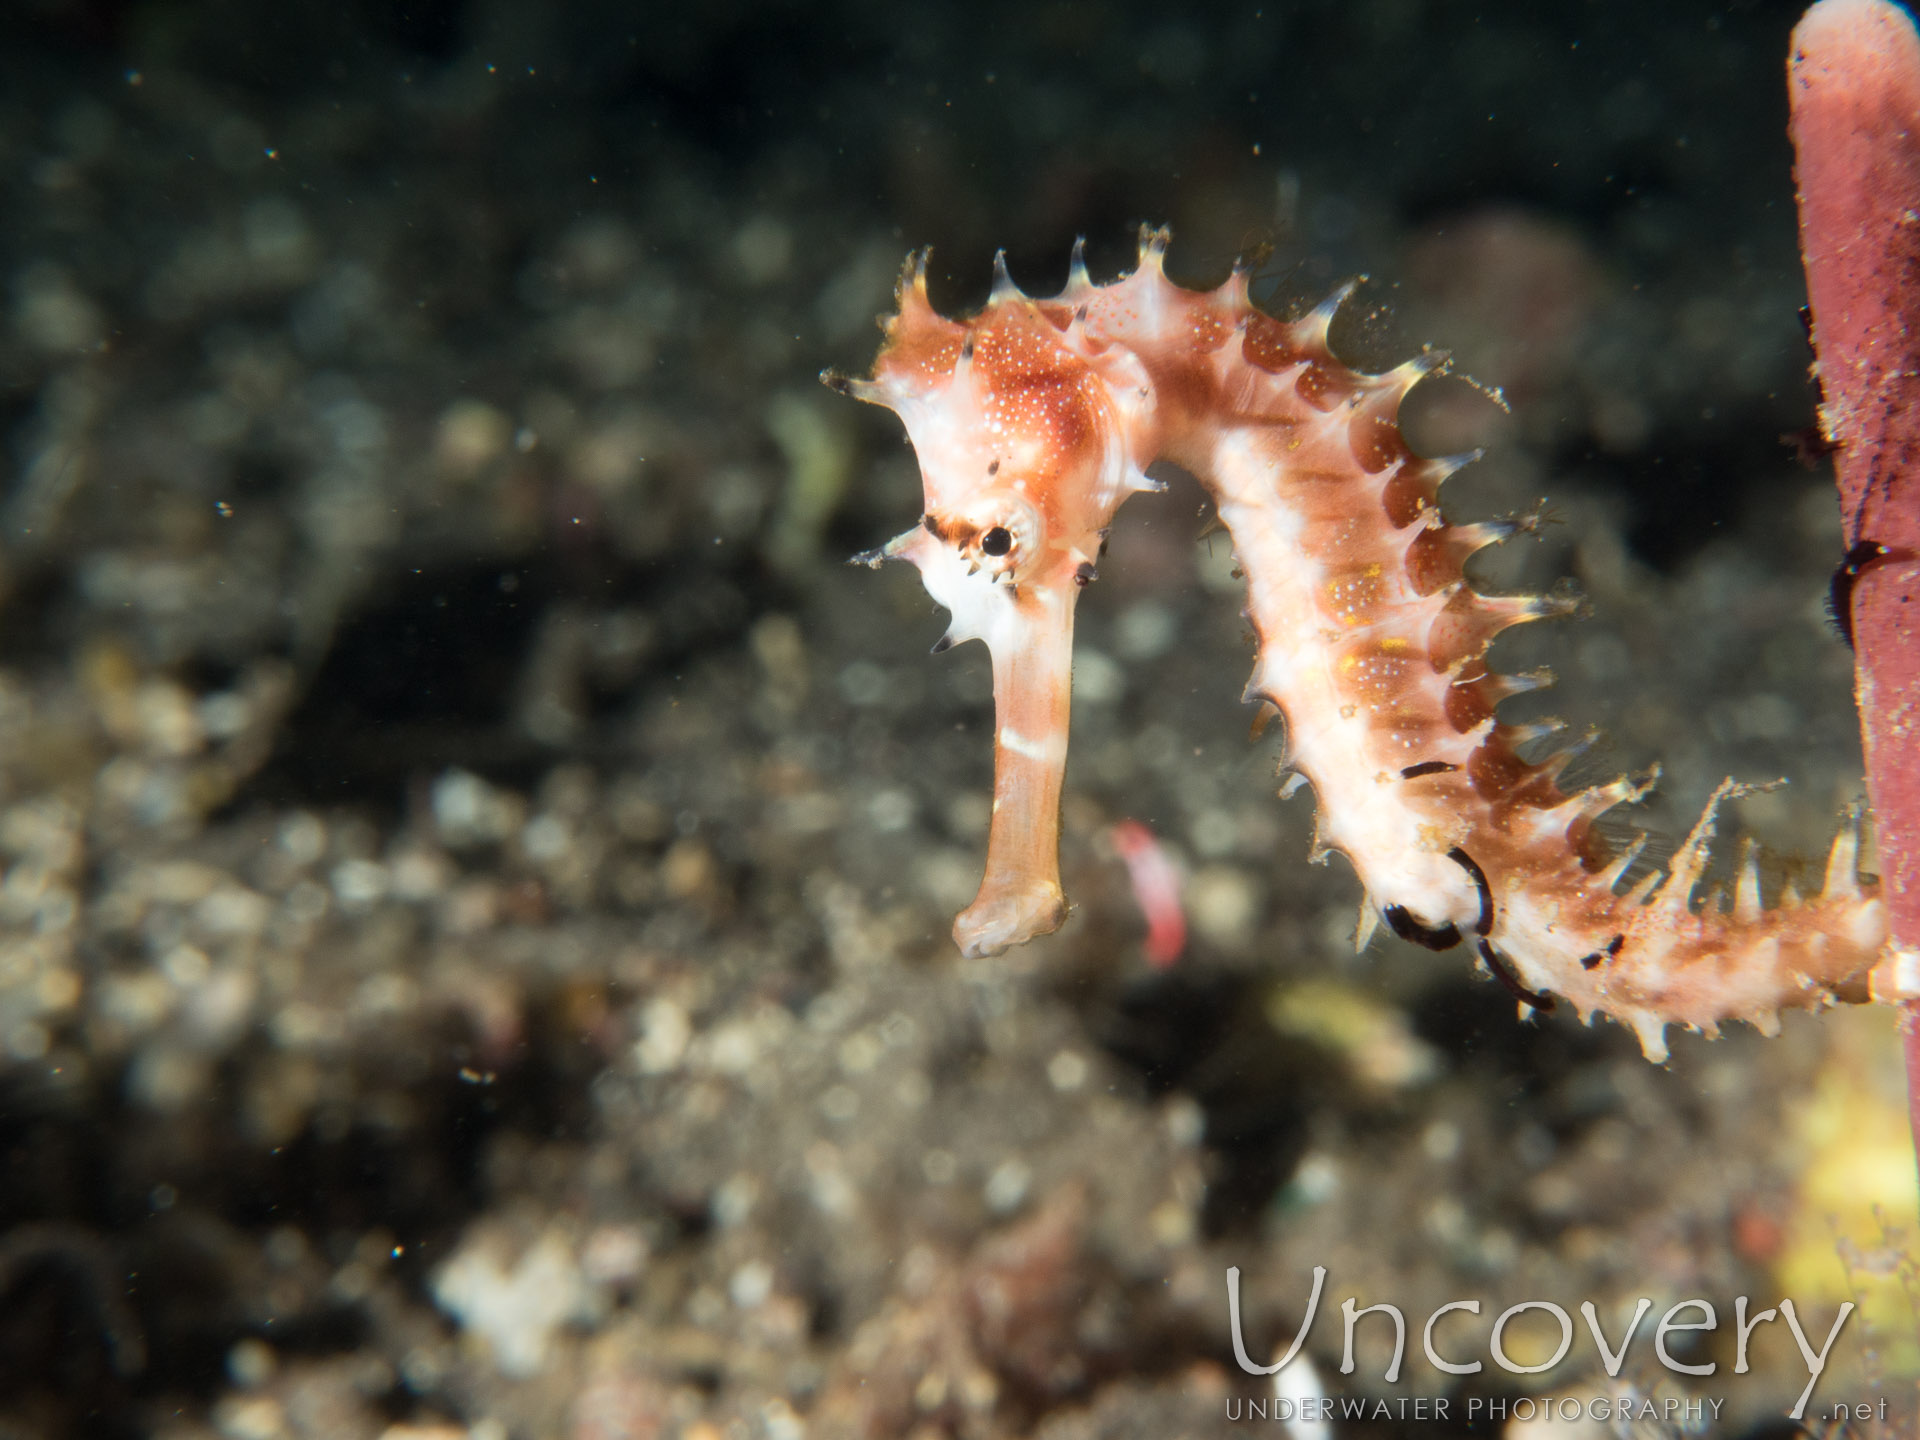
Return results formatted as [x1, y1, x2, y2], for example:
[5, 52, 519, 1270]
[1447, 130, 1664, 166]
[1111, 819, 1186, 969]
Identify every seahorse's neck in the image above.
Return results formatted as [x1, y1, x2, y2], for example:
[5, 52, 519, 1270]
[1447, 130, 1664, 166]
[835, 227, 1898, 1059]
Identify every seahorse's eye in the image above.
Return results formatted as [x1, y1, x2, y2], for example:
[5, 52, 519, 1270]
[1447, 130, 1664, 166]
[954, 497, 1040, 578]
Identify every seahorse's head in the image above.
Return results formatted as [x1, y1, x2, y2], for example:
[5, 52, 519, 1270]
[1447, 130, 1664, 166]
[829, 246, 1161, 955]
[836, 248, 1158, 626]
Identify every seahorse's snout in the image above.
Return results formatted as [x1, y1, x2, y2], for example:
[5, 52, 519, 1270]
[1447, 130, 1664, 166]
[854, 514, 1081, 957]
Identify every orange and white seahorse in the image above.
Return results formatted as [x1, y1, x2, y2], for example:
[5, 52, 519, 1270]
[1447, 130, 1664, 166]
[828, 227, 1907, 1061]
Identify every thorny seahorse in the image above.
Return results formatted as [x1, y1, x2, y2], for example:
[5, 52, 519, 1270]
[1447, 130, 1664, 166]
[826, 227, 1906, 1062]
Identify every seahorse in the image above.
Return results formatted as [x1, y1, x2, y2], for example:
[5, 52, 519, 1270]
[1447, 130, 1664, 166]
[828, 227, 1904, 1061]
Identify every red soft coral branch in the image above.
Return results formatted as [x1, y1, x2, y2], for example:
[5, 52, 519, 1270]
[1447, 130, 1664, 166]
[1790, 0, 1920, 1152]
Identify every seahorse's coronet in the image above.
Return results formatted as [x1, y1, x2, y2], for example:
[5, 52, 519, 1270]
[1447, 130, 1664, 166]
[837, 228, 1890, 1057]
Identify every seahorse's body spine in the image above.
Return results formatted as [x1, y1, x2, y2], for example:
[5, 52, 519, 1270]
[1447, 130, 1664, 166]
[840, 230, 1896, 1060]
